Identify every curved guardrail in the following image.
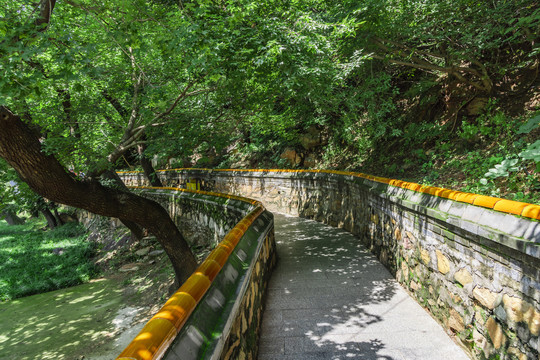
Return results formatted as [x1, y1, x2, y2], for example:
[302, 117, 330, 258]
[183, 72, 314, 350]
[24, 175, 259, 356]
[120, 168, 540, 220]
[117, 186, 276, 360]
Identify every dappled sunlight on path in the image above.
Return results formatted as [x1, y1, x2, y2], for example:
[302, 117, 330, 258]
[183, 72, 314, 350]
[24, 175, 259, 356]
[258, 214, 470, 360]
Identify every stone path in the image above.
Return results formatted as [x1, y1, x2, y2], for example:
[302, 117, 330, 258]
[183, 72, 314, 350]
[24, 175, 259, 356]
[258, 213, 470, 360]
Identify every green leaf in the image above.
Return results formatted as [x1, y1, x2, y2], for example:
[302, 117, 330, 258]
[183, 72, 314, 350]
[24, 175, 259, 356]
[519, 140, 540, 162]
[517, 115, 540, 134]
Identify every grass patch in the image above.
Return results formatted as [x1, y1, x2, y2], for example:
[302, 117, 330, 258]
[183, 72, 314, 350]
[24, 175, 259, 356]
[0, 219, 99, 301]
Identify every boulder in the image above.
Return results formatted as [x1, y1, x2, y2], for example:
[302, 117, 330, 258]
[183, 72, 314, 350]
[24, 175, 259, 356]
[280, 148, 302, 166]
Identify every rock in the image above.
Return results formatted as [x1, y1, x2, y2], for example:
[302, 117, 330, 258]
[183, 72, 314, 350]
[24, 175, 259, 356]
[436, 250, 451, 274]
[299, 125, 322, 150]
[141, 236, 157, 245]
[507, 347, 527, 360]
[503, 294, 528, 323]
[448, 308, 465, 333]
[303, 153, 317, 168]
[473, 287, 499, 310]
[410, 281, 421, 291]
[493, 305, 507, 322]
[475, 308, 486, 326]
[401, 261, 409, 281]
[148, 250, 165, 257]
[59, 213, 78, 223]
[502, 294, 540, 337]
[529, 335, 539, 352]
[451, 293, 463, 305]
[52, 247, 65, 255]
[420, 248, 430, 265]
[527, 308, 540, 336]
[454, 268, 473, 286]
[135, 247, 151, 256]
[486, 316, 507, 349]
[466, 97, 488, 116]
[516, 323, 530, 343]
[280, 148, 302, 166]
[119, 264, 140, 272]
[473, 328, 493, 358]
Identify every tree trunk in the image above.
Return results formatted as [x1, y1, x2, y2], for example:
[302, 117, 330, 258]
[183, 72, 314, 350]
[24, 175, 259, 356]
[138, 143, 164, 187]
[102, 170, 145, 240]
[1, 210, 25, 225]
[0, 106, 197, 284]
[41, 208, 58, 229]
[53, 207, 65, 226]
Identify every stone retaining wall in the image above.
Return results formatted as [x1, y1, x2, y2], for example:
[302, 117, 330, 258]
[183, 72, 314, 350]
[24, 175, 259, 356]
[116, 187, 277, 360]
[120, 169, 540, 360]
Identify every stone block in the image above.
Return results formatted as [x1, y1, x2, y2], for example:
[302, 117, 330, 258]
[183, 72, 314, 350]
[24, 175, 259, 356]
[394, 227, 402, 241]
[436, 250, 451, 274]
[516, 323, 531, 343]
[410, 280, 421, 292]
[527, 308, 540, 337]
[448, 308, 465, 333]
[473, 327, 493, 358]
[507, 346, 527, 360]
[451, 292, 463, 305]
[475, 308, 487, 326]
[420, 248, 430, 266]
[454, 268, 473, 286]
[486, 316, 507, 350]
[493, 305, 507, 322]
[502, 294, 537, 333]
[473, 287, 499, 310]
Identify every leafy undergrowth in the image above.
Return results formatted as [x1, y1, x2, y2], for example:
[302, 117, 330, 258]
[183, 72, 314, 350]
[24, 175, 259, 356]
[364, 111, 540, 205]
[0, 219, 99, 301]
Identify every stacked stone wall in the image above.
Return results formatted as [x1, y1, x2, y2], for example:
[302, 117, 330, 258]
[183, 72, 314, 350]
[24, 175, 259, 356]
[220, 231, 277, 360]
[119, 170, 540, 360]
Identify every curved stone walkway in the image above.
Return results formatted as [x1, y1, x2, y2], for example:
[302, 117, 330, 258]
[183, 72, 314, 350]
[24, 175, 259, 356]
[258, 213, 470, 360]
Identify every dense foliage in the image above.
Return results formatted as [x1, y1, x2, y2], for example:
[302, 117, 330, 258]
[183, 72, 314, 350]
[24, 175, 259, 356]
[1, 0, 539, 217]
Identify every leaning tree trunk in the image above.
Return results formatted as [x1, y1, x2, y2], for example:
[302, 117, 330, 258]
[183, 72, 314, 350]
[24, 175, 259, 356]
[0, 106, 197, 284]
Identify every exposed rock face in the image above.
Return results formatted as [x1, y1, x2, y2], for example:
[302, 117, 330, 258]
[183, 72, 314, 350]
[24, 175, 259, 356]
[280, 148, 302, 166]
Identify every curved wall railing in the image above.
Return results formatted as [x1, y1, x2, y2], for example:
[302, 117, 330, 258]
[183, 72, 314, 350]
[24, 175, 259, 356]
[116, 186, 276, 360]
[120, 169, 539, 360]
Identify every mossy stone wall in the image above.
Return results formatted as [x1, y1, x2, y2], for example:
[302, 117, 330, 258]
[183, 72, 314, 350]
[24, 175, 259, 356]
[120, 169, 540, 360]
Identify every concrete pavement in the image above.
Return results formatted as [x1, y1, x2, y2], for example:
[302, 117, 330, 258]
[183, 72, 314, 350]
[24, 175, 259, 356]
[257, 213, 470, 360]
